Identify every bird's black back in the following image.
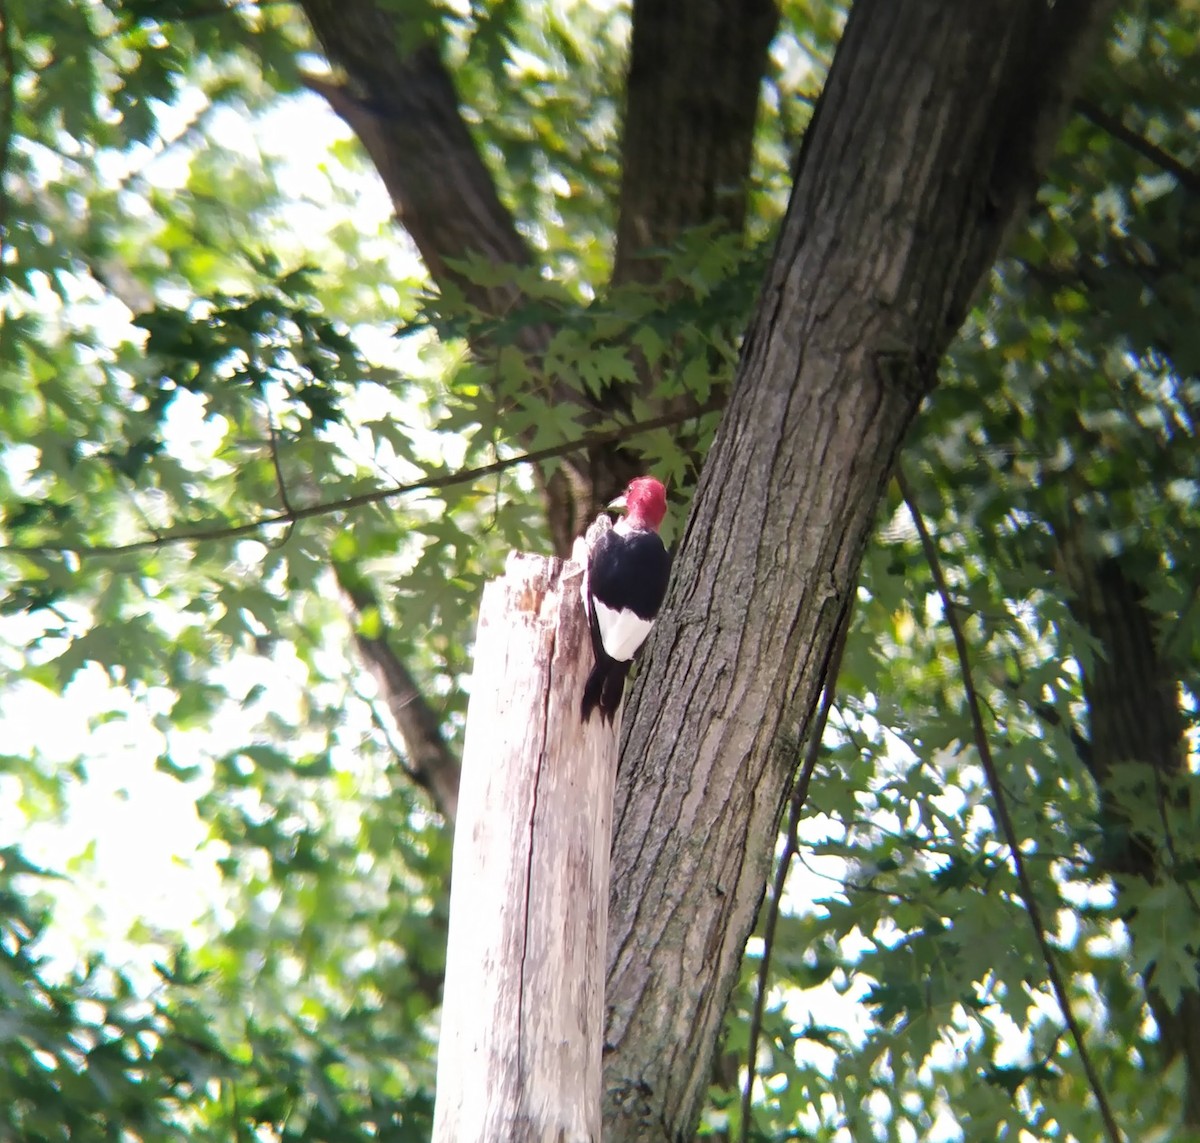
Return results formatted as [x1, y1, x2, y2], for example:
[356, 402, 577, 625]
[587, 528, 671, 619]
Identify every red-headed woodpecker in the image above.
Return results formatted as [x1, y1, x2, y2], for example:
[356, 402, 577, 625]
[580, 476, 671, 724]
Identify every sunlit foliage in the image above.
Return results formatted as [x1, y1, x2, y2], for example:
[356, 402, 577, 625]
[1, 0, 1198, 1139]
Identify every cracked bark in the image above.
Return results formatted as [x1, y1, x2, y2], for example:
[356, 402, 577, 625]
[1055, 538, 1200, 1129]
[605, 1, 1117, 1136]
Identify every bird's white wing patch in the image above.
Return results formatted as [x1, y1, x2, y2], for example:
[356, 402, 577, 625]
[593, 599, 655, 661]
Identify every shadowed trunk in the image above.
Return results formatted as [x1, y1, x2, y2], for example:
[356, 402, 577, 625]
[1056, 539, 1200, 1129]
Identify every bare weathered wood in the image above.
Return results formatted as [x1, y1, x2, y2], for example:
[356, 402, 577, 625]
[432, 550, 620, 1143]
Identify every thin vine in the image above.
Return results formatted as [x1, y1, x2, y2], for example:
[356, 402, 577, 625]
[898, 467, 1124, 1143]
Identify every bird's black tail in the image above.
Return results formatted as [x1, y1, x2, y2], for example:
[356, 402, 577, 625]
[580, 657, 631, 724]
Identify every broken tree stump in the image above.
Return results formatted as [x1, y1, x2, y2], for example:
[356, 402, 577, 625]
[431, 548, 621, 1143]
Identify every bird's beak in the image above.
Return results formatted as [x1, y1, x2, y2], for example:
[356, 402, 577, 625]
[607, 493, 628, 512]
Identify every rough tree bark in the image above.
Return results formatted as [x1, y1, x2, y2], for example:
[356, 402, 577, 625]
[604, 1, 1118, 1137]
[612, 0, 777, 284]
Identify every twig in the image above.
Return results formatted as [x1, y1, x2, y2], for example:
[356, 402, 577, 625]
[739, 601, 852, 1143]
[265, 416, 294, 515]
[795, 852, 917, 904]
[897, 468, 1124, 1143]
[262, 416, 296, 549]
[2, 396, 725, 558]
[1074, 98, 1200, 198]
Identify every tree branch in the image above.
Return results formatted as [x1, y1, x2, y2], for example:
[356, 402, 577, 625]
[1, 399, 724, 558]
[296, 0, 780, 545]
[1075, 96, 1200, 197]
[1051, 528, 1200, 1126]
[337, 565, 460, 822]
[613, 0, 777, 284]
[265, 416, 295, 517]
[899, 468, 1123, 1143]
[295, 1, 605, 549]
[295, 61, 539, 336]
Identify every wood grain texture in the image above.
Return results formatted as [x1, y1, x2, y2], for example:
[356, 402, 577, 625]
[432, 551, 621, 1143]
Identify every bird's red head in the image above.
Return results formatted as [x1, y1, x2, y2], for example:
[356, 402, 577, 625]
[620, 476, 668, 531]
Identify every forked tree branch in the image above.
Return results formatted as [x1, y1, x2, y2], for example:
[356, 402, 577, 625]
[898, 468, 1123, 1143]
[296, 3, 597, 547]
[296, 0, 776, 542]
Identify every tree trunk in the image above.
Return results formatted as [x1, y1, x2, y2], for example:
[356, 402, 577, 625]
[613, 0, 777, 284]
[605, 1, 1118, 1137]
[1055, 539, 1200, 1128]
[433, 552, 620, 1143]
